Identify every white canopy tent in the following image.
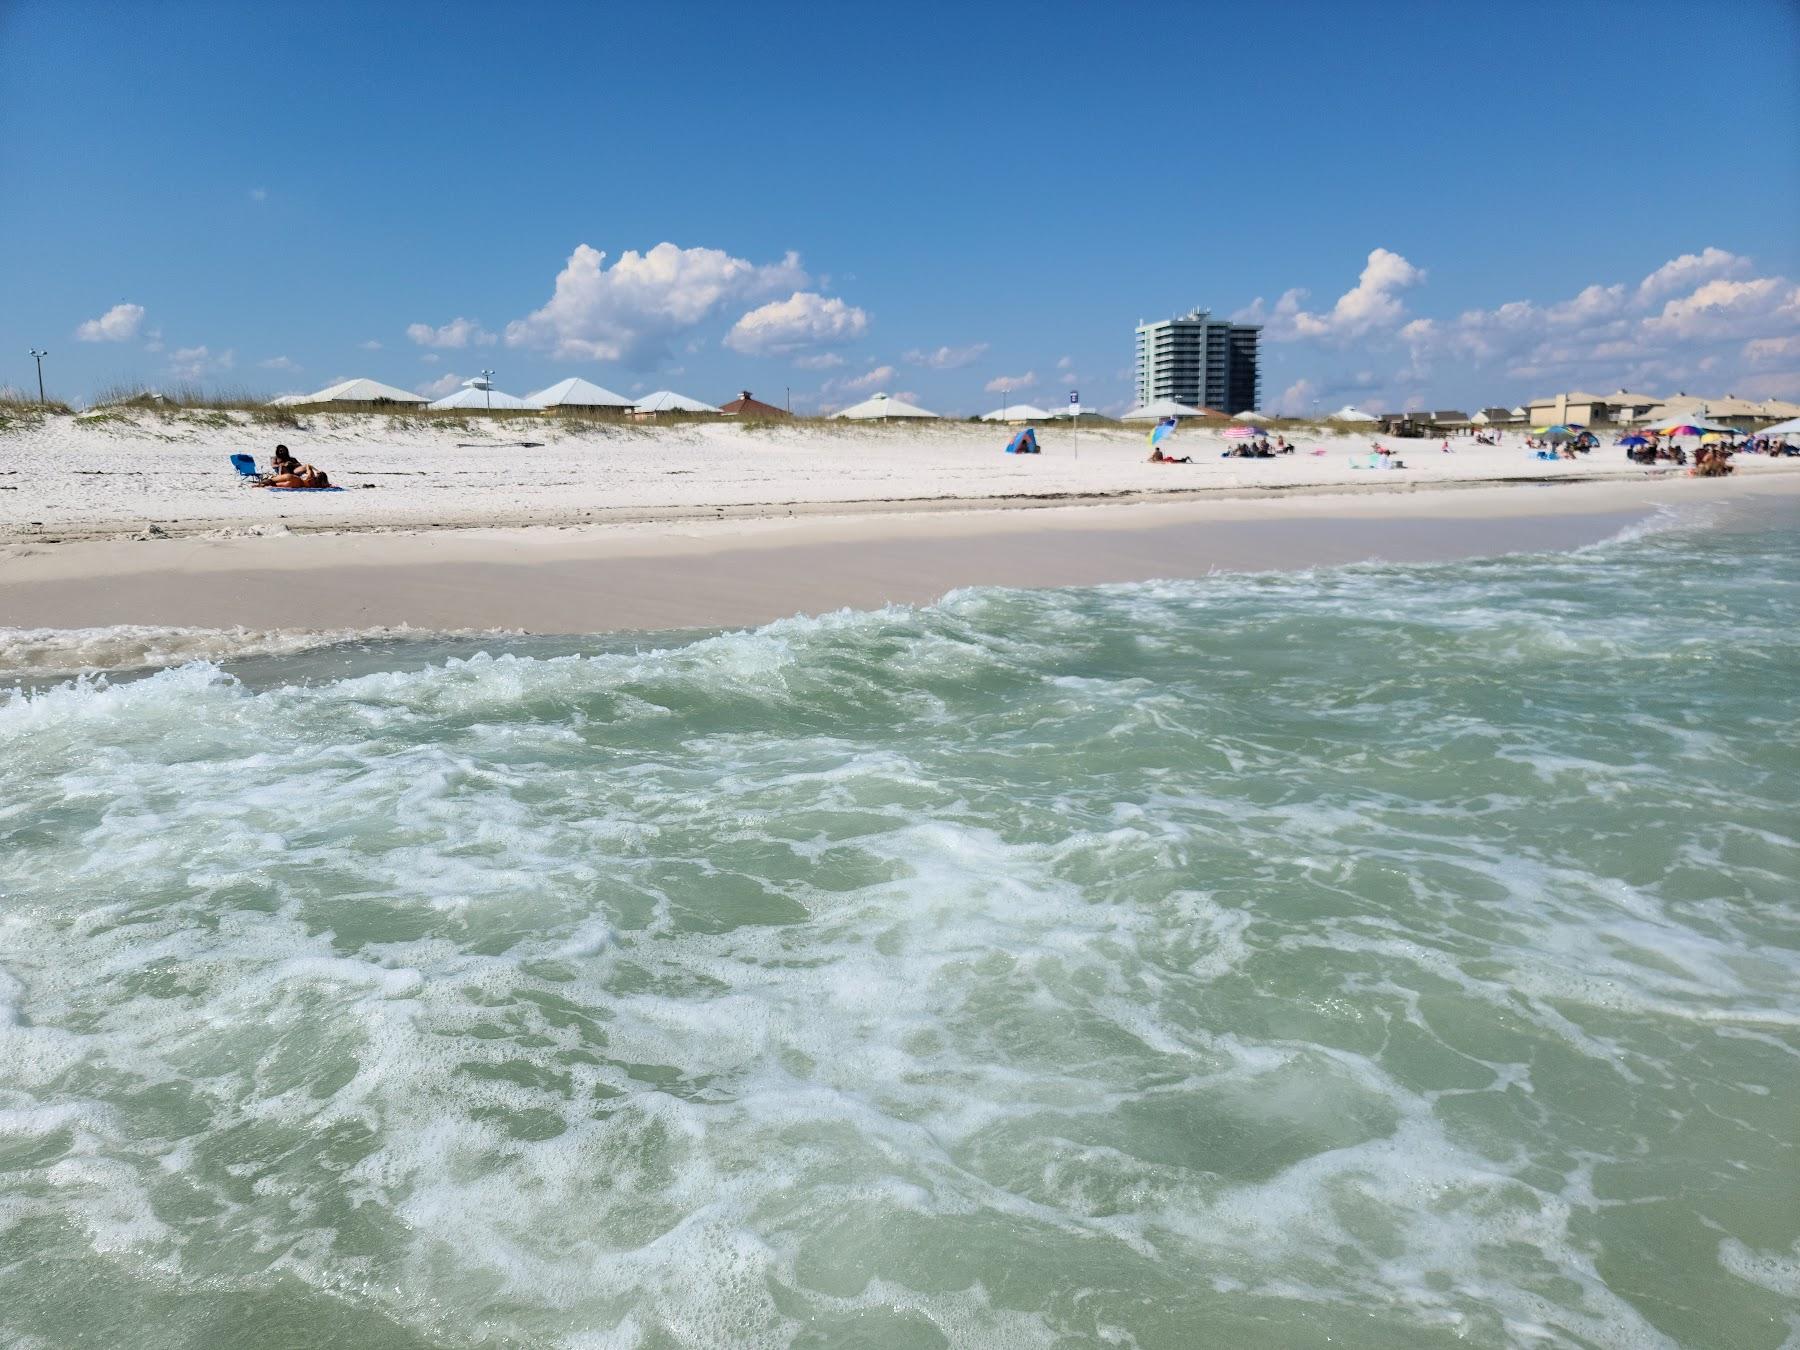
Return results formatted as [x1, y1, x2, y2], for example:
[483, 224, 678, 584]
[832, 393, 939, 420]
[525, 377, 634, 410]
[630, 390, 721, 415]
[427, 377, 532, 411]
[1756, 415, 1800, 438]
[1326, 404, 1379, 422]
[978, 403, 1052, 422]
[1121, 399, 1204, 422]
[297, 378, 428, 405]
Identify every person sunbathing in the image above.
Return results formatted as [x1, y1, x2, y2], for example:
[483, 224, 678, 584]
[271, 444, 299, 476]
[263, 463, 331, 488]
[1148, 447, 1192, 463]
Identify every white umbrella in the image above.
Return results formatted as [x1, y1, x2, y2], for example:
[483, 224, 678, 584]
[1753, 415, 1800, 437]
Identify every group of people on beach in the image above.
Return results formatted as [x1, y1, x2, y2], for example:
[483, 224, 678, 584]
[1150, 434, 1295, 464]
[256, 444, 331, 489]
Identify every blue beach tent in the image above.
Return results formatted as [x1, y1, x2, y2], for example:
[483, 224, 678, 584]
[1005, 428, 1040, 454]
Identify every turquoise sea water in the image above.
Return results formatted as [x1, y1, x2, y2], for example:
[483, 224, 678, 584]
[1, 498, 1796, 1348]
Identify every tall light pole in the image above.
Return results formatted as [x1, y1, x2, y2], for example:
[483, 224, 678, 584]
[480, 368, 495, 413]
[29, 350, 47, 403]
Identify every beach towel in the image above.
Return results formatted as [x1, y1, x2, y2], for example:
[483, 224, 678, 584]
[266, 485, 344, 492]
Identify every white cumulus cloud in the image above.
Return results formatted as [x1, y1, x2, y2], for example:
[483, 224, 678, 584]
[903, 342, 989, 370]
[1237, 249, 1425, 344]
[167, 345, 234, 379]
[258, 355, 300, 371]
[76, 303, 145, 342]
[840, 364, 896, 392]
[1636, 247, 1749, 302]
[1274, 377, 1319, 415]
[417, 372, 463, 398]
[1646, 276, 1800, 341]
[1744, 335, 1800, 366]
[406, 317, 496, 349]
[723, 291, 869, 356]
[984, 371, 1035, 394]
[505, 241, 809, 367]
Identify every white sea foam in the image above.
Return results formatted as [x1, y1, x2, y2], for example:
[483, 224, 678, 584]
[0, 624, 395, 680]
[0, 505, 1794, 1345]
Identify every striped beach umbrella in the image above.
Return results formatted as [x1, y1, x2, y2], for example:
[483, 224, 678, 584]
[1222, 424, 1260, 439]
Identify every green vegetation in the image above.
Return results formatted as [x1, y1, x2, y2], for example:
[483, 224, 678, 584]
[0, 390, 71, 432]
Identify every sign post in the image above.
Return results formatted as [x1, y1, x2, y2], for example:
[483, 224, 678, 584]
[1069, 389, 1079, 461]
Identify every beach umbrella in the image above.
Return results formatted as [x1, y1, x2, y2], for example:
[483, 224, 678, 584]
[1148, 416, 1179, 451]
[1222, 424, 1259, 439]
[1535, 423, 1582, 442]
[1652, 417, 1731, 435]
[1617, 435, 1650, 447]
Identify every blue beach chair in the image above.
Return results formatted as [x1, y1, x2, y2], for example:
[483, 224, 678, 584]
[230, 454, 258, 477]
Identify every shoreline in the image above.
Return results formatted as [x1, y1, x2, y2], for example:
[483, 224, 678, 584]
[5, 475, 1793, 656]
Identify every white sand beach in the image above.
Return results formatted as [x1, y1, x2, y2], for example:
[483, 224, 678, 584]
[3, 407, 1796, 669]
[5, 409, 1794, 545]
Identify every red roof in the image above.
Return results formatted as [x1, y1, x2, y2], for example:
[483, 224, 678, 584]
[719, 390, 789, 417]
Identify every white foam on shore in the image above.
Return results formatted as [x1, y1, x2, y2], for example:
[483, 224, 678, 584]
[0, 623, 518, 680]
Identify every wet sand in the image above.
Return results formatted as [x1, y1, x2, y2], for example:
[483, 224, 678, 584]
[8, 475, 1792, 639]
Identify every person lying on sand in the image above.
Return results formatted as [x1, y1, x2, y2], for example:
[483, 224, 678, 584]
[1148, 448, 1192, 464]
[261, 464, 331, 489]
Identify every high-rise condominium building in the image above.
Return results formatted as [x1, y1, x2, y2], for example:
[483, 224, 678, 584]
[1134, 308, 1261, 412]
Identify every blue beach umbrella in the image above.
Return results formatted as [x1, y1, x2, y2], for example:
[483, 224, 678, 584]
[1618, 435, 1650, 447]
[1149, 417, 1179, 451]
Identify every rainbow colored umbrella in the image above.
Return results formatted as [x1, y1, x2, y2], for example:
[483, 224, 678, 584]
[1651, 417, 1731, 435]
[1534, 423, 1583, 440]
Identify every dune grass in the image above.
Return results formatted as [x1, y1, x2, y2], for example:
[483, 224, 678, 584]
[0, 390, 74, 432]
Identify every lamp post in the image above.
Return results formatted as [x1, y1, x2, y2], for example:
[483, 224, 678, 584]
[480, 368, 495, 413]
[29, 350, 47, 403]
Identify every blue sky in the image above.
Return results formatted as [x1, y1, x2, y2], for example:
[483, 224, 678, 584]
[3, 0, 1797, 414]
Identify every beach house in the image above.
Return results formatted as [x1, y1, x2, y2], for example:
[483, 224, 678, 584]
[1526, 390, 1665, 426]
[718, 391, 789, 418]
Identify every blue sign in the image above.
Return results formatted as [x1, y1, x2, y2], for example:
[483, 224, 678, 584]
[1069, 390, 1079, 404]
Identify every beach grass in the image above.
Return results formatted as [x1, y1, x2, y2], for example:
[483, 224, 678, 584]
[0, 391, 74, 431]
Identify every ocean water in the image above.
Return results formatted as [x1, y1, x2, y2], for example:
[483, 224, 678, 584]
[2, 498, 1796, 1349]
